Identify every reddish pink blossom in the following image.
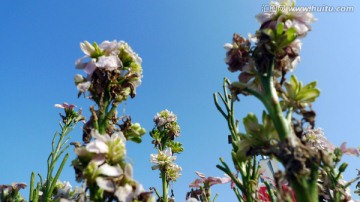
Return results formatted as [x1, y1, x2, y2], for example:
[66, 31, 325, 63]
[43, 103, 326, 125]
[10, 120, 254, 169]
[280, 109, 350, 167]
[0, 182, 27, 192]
[340, 142, 360, 157]
[189, 171, 231, 188]
[54, 102, 76, 109]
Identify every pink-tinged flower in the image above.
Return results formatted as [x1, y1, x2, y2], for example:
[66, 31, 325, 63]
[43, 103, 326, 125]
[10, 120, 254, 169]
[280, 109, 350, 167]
[154, 109, 177, 127]
[340, 142, 360, 157]
[303, 127, 335, 152]
[255, 0, 316, 37]
[54, 102, 76, 109]
[0, 182, 27, 192]
[224, 33, 251, 73]
[189, 171, 231, 188]
[224, 173, 237, 189]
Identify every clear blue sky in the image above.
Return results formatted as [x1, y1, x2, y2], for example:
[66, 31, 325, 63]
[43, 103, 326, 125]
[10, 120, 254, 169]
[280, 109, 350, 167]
[1, 0, 359, 201]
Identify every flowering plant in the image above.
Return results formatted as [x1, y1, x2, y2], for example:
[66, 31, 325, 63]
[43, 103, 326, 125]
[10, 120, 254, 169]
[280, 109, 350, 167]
[149, 110, 183, 202]
[2, 1, 360, 202]
[214, 0, 360, 201]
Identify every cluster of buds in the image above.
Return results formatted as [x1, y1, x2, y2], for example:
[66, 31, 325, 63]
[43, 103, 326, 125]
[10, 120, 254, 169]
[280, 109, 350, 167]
[0, 183, 26, 202]
[150, 110, 182, 152]
[70, 40, 153, 201]
[149, 110, 183, 201]
[186, 172, 230, 202]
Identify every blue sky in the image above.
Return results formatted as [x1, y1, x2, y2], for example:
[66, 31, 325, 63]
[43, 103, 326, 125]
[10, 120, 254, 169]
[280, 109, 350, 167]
[1, 0, 359, 201]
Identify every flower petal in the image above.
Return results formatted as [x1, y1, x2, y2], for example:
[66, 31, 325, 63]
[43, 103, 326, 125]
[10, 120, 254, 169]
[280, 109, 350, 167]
[195, 171, 205, 179]
[86, 140, 109, 154]
[80, 41, 95, 56]
[96, 177, 115, 192]
[98, 164, 123, 177]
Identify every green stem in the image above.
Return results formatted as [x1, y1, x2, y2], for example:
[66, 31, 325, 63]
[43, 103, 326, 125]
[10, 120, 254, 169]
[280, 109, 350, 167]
[29, 172, 35, 201]
[291, 178, 318, 202]
[162, 171, 168, 202]
[212, 193, 219, 202]
[264, 181, 275, 202]
[261, 58, 289, 140]
[291, 164, 319, 202]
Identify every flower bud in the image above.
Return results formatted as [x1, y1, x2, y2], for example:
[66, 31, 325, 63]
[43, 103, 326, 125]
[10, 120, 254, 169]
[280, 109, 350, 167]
[339, 162, 348, 173]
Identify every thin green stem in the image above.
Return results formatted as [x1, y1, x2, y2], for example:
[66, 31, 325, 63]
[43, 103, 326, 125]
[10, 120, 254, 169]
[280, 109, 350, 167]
[264, 181, 275, 202]
[212, 193, 219, 202]
[233, 187, 244, 202]
[162, 171, 168, 202]
[29, 172, 35, 201]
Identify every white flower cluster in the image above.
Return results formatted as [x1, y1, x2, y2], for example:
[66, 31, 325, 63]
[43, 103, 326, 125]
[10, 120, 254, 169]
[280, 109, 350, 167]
[150, 148, 182, 181]
[153, 109, 177, 127]
[73, 130, 152, 201]
[74, 40, 143, 93]
[303, 127, 334, 152]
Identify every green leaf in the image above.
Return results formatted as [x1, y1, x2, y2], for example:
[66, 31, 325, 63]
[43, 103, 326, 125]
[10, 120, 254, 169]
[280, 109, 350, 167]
[284, 75, 320, 105]
[296, 89, 320, 102]
[303, 81, 317, 89]
[129, 136, 142, 143]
